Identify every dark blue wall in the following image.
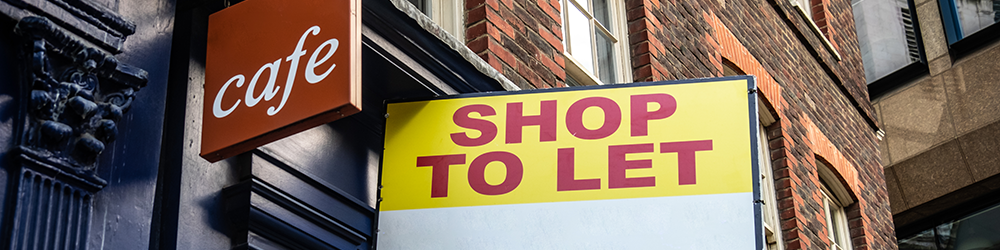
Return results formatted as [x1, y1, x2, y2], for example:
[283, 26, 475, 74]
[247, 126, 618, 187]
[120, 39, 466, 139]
[87, 1, 176, 248]
[0, 17, 19, 239]
[0, 0, 176, 248]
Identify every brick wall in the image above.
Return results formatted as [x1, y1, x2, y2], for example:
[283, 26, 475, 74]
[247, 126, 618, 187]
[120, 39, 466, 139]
[624, 0, 894, 249]
[465, 0, 565, 89]
[463, 0, 894, 248]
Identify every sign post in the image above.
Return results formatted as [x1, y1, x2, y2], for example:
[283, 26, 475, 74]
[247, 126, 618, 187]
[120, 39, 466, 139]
[378, 76, 762, 249]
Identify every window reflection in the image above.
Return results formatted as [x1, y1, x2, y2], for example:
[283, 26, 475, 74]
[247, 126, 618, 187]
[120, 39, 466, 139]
[853, 0, 921, 83]
[567, 3, 594, 73]
[957, 0, 999, 36]
[942, 0, 1000, 44]
[899, 202, 1000, 250]
[560, 0, 622, 85]
[595, 31, 615, 84]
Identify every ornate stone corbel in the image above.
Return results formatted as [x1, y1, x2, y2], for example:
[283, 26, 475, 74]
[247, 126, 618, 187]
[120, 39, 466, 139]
[2, 15, 148, 250]
[14, 16, 148, 171]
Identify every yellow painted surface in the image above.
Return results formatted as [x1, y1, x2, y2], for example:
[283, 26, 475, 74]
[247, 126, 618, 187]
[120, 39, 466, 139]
[381, 79, 754, 211]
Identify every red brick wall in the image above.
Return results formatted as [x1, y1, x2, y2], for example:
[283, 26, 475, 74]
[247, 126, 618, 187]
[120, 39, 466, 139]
[624, 0, 894, 249]
[626, 0, 720, 81]
[463, 0, 893, 248]
[465, 0, 566, 89]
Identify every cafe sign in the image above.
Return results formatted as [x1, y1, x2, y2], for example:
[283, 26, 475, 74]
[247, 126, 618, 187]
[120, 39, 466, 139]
[202, 0, 361, 162]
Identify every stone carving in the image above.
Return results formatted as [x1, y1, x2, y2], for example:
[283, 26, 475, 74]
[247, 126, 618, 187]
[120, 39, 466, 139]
[14, 16, 147, 171]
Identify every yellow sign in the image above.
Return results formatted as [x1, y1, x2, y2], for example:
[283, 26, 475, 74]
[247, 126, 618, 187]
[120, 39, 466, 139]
[381, 78, 755, 211]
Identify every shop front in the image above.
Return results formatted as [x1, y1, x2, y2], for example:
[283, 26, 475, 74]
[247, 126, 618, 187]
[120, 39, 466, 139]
[0, 0, 510, 248]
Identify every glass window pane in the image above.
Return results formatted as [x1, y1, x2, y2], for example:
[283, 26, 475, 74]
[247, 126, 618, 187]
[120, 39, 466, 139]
[578, 0, 591, 12]
[852, 0, 919, 83]
[407, 0, 428, 14]
[950, 203, 1000, 249]
[595, 30, 615, 84]
[593, 0, 611, 31]
[568, 4, 594, 73]
[898, 228, 938, 250]
[955, 0, 999, 37]
[898, 203, 1000, 250]
[832, 210, 845, 246]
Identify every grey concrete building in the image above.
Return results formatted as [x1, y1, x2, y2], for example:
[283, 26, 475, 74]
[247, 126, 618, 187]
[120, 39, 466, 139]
[855, 0, 1000, 247]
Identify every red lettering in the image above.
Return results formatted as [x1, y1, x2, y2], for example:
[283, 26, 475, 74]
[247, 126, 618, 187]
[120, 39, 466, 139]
[468, 151, 523, 195]
[660, 140, 713, 185]
[416, 154, 466, 198]
[557, 148, 601, 191]
[566, 97, 621, 140]
[506, 101, 557, 144]
[450, 104, 497, 147]
[608, 143, 655, 188]
[630, 93, 677, 136]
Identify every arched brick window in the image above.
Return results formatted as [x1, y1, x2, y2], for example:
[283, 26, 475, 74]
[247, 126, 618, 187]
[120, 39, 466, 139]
[816, 158, 855, 250]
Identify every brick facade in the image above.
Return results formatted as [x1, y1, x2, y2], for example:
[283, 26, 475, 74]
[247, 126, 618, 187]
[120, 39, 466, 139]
[464, 0, 894, 249]
[465, 0, 566, 89]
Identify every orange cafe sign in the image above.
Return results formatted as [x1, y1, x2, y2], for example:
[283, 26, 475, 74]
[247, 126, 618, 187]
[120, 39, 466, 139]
[378, 77, 763, 249]
[202, 0, 361, 162]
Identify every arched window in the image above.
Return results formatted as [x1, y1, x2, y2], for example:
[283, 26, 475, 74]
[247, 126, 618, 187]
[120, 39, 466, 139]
[816, 159, 854, 250]
[757, 125, 783, 250]
[723, 57, 781, 249]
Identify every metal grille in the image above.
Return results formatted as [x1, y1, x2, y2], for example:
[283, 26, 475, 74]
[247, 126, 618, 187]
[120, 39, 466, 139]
[901, 7, 921, 63]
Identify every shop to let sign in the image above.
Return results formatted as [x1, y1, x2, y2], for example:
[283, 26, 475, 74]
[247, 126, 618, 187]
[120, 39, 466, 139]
[378, 77, 762, 249]
[201, 0, 361, 162]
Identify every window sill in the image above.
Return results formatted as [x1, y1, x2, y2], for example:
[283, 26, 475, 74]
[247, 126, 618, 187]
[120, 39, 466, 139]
[866, 62, 929, 100]
[950, 22, 1000, 59]
[792, 5, 842, 61]
[563, 52, 607, 86]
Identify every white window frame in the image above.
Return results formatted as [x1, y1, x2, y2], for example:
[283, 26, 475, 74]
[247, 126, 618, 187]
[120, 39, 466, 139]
[428, 0, 465, 39]
[405, 0, 465, 39]
[817, 161, 853, 250]
[791, 0, 813, 20]
[757, 124, 784, 250]
[560, 0, 632, 86]
[790, 0, 843, 60]
[727, 63, 783, 250]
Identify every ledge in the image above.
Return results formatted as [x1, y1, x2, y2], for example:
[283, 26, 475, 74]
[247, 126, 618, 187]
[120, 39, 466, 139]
[386, 0, 519, 91]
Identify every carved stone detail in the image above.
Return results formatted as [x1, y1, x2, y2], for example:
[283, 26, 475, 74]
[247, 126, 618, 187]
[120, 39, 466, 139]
[14, 16, 148, 171]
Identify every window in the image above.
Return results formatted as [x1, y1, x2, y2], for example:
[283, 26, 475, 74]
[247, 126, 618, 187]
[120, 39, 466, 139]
[898, 202, 1000, 250]
[758, 125, 783, 250]
[561, 0, 629, 86]
[822, 185, 851, 250]
[817, 161, 853, 250]
[407, 0, 428, 13]
[405, 0, 465, 39]
[789, 0, 843, 61]
[852, 0, 925, 83]
[721, 59, 782, 250]
[791, 0, 813, 20]
[940, 0, 1000, 44]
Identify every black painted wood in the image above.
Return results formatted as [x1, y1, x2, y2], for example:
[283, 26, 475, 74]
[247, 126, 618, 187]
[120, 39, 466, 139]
[222, 151, 375, 250]
[3, 0, 509, 248]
